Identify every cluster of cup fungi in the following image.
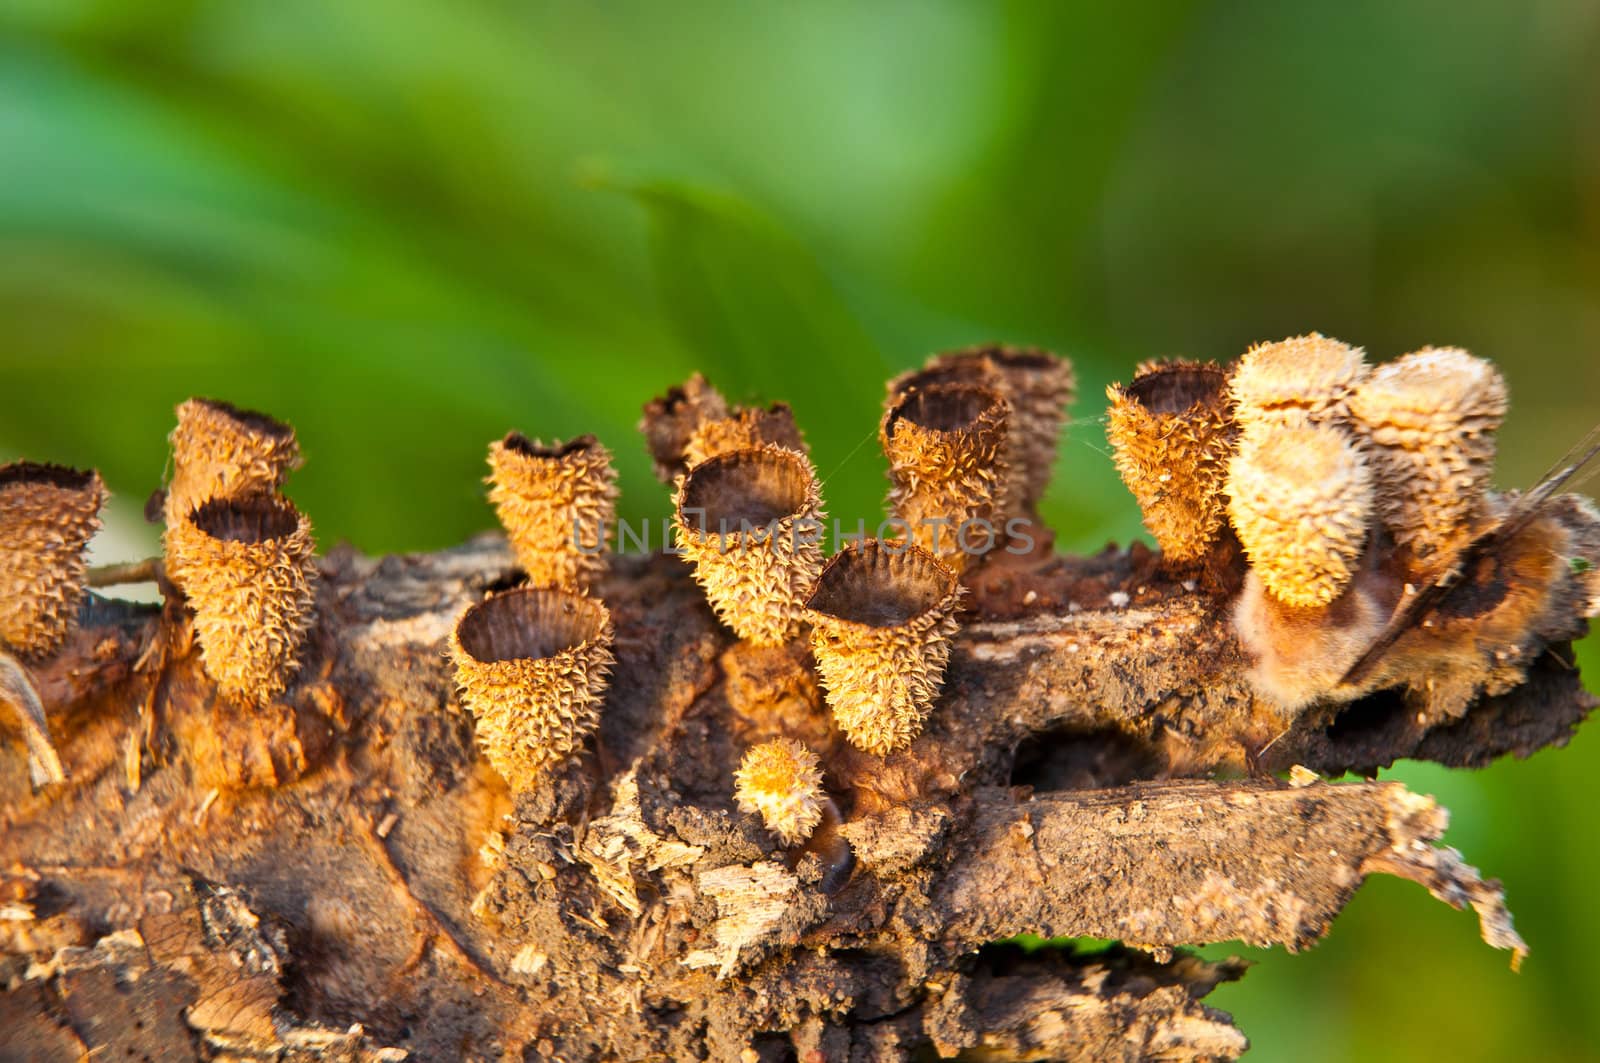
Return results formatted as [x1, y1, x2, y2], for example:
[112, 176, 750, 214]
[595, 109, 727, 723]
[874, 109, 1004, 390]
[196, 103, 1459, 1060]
[0, 335, 1557, 854]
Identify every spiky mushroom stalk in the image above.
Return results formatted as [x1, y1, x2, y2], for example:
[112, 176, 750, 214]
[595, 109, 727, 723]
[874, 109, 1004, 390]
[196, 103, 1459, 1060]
[673, 445, 826, 647]
[1349, 347, 1508, 578]
[487, 433, 619, 593]
[1226, 423, 1374, 609]
[0, 462, 107, 658]
[639, 373, 731, 482]
[805, 538, 962, 755]
[165, 494, 318, 706]
[1106, 360, 1237, 566]
[1229, 333, 1368, 435]
[683, 403, 808, 469]
[164, 398, 301, 528]
[733, 738, 826, 845]
[880, 383, 1012, 571]
[448, 586, 615, 792]
[894, 345, 1076, 516]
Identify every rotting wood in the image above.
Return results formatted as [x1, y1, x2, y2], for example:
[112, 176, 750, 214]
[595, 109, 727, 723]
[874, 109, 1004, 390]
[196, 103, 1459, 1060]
[0, 511, 1595, 1060]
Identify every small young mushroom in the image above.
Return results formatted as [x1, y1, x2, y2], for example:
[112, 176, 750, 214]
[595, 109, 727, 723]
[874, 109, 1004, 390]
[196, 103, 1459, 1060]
[165, 494, 318, 706]
[880, 383, 1011, 570]
[1226, 422, 1374, 609]
[1, 462, 107, 659]
[1348, 347, 1508, 578]
[487, 433, 619, 593]
[734, 738, 825, 846]
[164, 398, 301, 528]
[805, 539, 962, 755]
[1229, 334, 1368, 435]
[674, 444, 826, 646]
[1106, 360, 1237, 566]
[683, 402, 807, 469]
[639, 373, 731, 482]
[449, 586, 615, 792]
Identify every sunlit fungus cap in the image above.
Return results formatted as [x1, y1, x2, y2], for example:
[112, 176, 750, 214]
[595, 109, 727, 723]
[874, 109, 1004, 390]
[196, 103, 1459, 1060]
[905, 346, 1076, 512]
[449, 586, 615, 792]
[487, 432, 618, 592]
[880, 383, 1011, 570]
[0, 462, 107, 658]
[1226, 423, 1373, 608]
[1348, 347, 1508, 569]
[683, 402, 808, 469]
[805, 538, 962, 755]
[1106, 360, 1236, 565]
[674, 444, 826, 646]
[639, 373, 731, 482]
[734, 738, 825, 845]
[165, 398, 301, 525]
[1229, 334, 1367, 432]
[166, 493, 318, 706]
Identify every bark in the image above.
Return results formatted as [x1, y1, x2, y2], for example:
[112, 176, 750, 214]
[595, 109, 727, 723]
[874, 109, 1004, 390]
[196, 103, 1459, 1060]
[1, 498, 1596, 1061]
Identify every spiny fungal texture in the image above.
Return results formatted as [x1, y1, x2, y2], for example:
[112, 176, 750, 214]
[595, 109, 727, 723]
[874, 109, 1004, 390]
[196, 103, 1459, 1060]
[165, 493, 318, 706]
[674, 444, 826, 646]
[449, 586, 615, 792]
[734, 738, 826, 845]
[806, 539, 962, 755]
[0, 462, 106, 658]
[1226, 422, 1373, 608]
[1106, 359, 1236, 565]
[487, 432, 618, 592]
[1349, 346, 1507, 574]
[881, 382, 1011, 570]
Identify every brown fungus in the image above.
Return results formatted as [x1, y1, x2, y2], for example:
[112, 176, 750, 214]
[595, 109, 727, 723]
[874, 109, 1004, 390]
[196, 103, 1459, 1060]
[1106, 360, 1237, 566]
[449, 586, 614, 792]
[164, 398, 301, 528]
[165, 493, 318, 706]
[639, 373, 730, 482]
[674, 444, 826, 646]
[1229, 333, 1368, 435]
[805, 539, 962, 755]
[683, 402, 808, 469]
[1232, 568, 1390, 713]
[897, 345, 1076, 514]
[487, 432, 619, 592]
[880, 382, 1012, 570]
[1349, 347, 1508, 577]
[733, 738, 826, 846]
[0, 462, 107, 658]
[1226, 423, 1374, 608]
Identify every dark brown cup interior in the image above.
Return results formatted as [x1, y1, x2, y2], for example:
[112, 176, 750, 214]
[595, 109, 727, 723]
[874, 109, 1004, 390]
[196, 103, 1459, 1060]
[457, 587, 608, 663]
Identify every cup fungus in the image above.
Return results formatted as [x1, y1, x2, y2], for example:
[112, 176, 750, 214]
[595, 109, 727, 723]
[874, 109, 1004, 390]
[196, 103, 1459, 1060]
[449, 586, 615, 792]
[683, 402, 808, 469]
[487, 433, 619, 593]
[1106, 360, 1237, 566]
[1348, 347, 1508, 577]
[892, 345, 1076, 515]
[674, 444, 826, 646]
[1229, 334, 1368, 434]
[805, 539, 962, 755]
[880, 383, 1011, 570]
[0, 462, 107, 658]
[733, 738, 825, 845]
[1226, 422, 1374, 609]
[165, 398, 302, 527]
[166, 493, 318, 706]
[639, 373, 730, 482]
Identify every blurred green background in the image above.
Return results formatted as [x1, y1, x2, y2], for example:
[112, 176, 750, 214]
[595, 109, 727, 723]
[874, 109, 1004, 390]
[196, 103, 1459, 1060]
[3, 2, 1598, 1058]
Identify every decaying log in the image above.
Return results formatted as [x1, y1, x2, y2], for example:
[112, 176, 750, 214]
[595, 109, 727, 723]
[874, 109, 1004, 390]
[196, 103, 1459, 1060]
[1, 501, 1596, 1060]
